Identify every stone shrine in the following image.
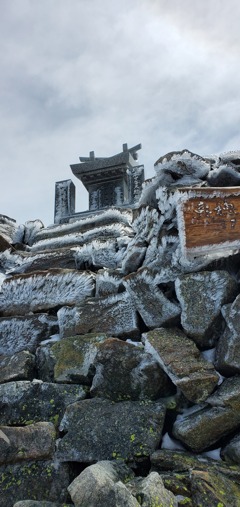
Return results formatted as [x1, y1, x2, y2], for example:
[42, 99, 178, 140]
[54, 143, 145, 224]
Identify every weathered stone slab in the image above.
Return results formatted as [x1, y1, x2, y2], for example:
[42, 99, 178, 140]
[68, 461, 138, 507]
[0, 214, 21, 247]
[74, 239, 119, 270]
[58, 292, 139, 339]
[172, 405, 240, 452]
[50, 333, 107, 384]
[0, 460, 70, 507]
[16, 248, 77, 273]
[190, 469, 240, 507]
[175, 270, 238, 348]
[0, 314, 58, 355]
[90, 338, 174, 401]
[144, 328, 219, 403]
[0, 268, 95, 316]
[121, 242, 147, 274]
[0, 380, 87, 427]
[123, 269, 180, 328]
[132, 472, 178, 507]
[0, 422, 56, 464]
[0, 350, 35, 383]
[56, 398, 166, 463]
[207, 375, 240, 411]
[215, 296, 240, 375]
[95, 270, 123, 297]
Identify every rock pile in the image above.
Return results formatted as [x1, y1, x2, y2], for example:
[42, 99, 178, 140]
[1, 150, 240, 506]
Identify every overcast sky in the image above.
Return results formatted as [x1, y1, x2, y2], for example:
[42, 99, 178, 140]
[1, 0, 240, 226]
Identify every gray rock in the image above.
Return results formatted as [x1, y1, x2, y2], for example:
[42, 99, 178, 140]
[144, 328, 219, 403]
[123, 268, 180, 328]
[14, 248, 77, 274]
[207, 163, 240, 186]
[0, 422, 56, 464]
[56, 398, 166, 463]
[172, 405, 240, 452]
[50, 333, 107, 384]
[215, 296, 240, 375]
[0, 314, 58, 355]
[0, 460, 70, 507]
[0, 268, 95, 316]
[154, 150, 211, 180]
[68, 461, 138, 507]
[190, 468, 240, 507]
[0, 350, 35, 383]
[207, 375, 240, 411]
[175, 270, 237, 348]
[58, 292, 139, 339]
[74, 239, 119, 270]
[221, 433, 240, 464]
[90, 338, 174, 401]
[133, 472, 178, 507]
[121, 242, 147, 274]
[0, 380, 87, 427]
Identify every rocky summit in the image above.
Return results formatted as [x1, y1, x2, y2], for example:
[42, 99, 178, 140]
[2, 148, 240, 506]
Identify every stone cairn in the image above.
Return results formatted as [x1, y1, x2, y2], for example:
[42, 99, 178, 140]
[1, 148, 240, 506]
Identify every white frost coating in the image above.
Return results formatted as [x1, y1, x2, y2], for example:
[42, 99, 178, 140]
[161, 432, 185, 451]
[74, 239, 118, 269]
[0, 273, 6, 290]
[154, 151, 210, 179]
[126, 339, 143, 348]
[0, 270, 95, 315]
[40, 334, 60, 345]
[34, 208, 133, 241]
[23, 219, 44, 246]
[175, 404, 205, 422]
[31, 223, 134, 252]
[0, 315, 57, 354]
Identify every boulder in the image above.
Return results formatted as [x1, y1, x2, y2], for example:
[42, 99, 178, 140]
[123, 268, 180, 328]
[15, 248, 77, 274]
[132, 472, 178, 507]
[0, 380, 87, 427]
[215, 296, 240, 375]
[0, 269, 95, 316]
[0, 350, 35, 383]
[175, 270, 238, 348]
[90, 338, 174, 401]
[56, 398, 166, 463]
[144, 328, 219, 403]
[221, 433, 240, 464]
[190, 469, 240, 507]
[58, 292, 139, 339]
[95, 270, 123, 297]
[74, 239, 119, 270]
[121, 242, 147, 274]
[0, 314, 58, 355]
[172, 405, 240, 452]
[49, 333, 107, 384]
[0, 422, 56, 464]
[0, 461, 70, 507]
[68, 461, 138, 507]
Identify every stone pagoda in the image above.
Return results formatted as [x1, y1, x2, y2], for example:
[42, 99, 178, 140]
[54, 143, 144, 224]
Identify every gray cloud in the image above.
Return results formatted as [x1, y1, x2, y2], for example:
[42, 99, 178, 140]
[0, 0, 240, 225]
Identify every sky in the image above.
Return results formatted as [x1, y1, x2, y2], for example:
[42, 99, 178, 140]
[1, 0, 240, 226]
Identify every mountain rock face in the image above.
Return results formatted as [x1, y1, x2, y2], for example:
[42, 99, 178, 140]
[1, 149, 240, 506]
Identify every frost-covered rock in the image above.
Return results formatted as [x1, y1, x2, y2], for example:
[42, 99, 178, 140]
[215, 296, 240, 376]
[0, 381, 87, 427]
[0, 350, 35, 383]
[154, 149, 212, 181]
[58, 292, 139, 339]
[0, 214, 23, 251]
[175, 270, 238, 348]
[121, 242, 147, 274]
[0, 422, 56, 464]
[74, 239, 119, 270]
[0, 314, 58, 355]
[172, 405, 240, 453]
[23, 219, 44, 246]
[48, 333, 107, 384]
[0, 268, 95, 316]
[123, 269, 180, 329]
[95, 270, 123, 297]
[0, 460, 70, 507]
[144, 328, 219, 403]
[10, 248, 78, 274]
[68, 461, 138, 507]
[90, 338, 174, 401]
[56, 398, 166, 463]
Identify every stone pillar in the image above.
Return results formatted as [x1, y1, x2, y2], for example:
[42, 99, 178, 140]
[54, 179, 75, 224]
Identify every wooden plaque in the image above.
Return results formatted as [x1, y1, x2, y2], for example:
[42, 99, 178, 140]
[175, 187, 240, 258]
